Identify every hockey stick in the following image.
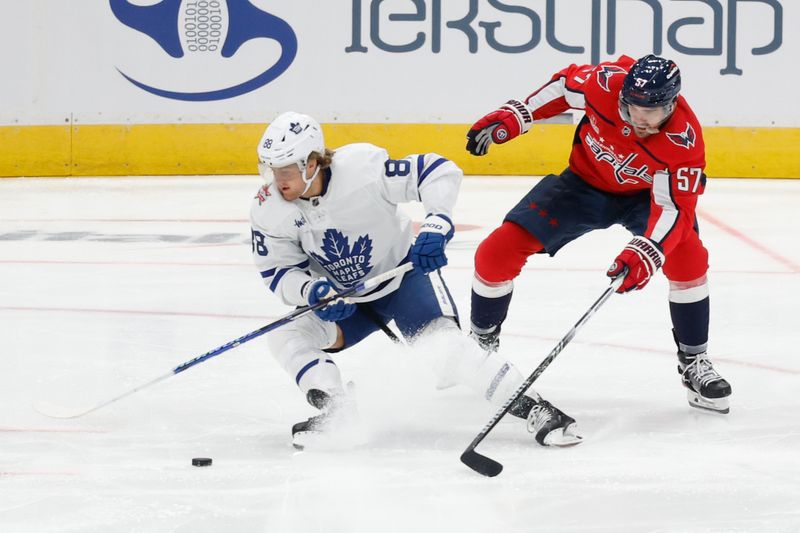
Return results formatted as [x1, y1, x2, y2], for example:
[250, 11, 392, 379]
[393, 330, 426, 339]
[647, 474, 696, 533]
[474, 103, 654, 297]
[35, 262, 414, 419]
[460, 273, 625, 477]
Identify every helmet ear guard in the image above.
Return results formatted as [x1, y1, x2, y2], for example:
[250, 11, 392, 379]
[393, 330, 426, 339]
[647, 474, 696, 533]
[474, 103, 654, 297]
[257, 112, 325, 194]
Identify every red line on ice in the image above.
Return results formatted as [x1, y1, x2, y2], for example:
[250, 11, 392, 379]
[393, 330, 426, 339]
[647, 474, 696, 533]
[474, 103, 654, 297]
[0, 306, 272, 321]
[698, 209, 800, 273]
[0, 471, 78, 477]
[0, 260, 794, 276]
[505, 332, 800, 376]
[0, 427, 108, 434]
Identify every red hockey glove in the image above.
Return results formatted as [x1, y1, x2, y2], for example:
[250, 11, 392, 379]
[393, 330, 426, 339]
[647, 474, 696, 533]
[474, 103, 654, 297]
[466, 99, 534, 156]
[607, 236, 665, 293]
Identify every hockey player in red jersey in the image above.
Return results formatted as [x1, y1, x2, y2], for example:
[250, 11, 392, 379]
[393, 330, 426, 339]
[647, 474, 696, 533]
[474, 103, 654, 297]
[465, 54, 732, 414]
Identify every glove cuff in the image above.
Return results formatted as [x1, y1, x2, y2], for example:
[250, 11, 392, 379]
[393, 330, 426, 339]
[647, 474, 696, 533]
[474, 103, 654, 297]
[500, 99, 534, 135]
[627, 236, 665, 271]
[420, 214, 454, 242]
[302, 277, 332, 303]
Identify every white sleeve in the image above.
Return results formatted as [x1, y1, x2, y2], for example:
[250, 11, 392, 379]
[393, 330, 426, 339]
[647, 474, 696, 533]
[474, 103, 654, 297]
[250, 206, 313, 308]
[378, 153, 463, 218]
[525, 75, 586, 112]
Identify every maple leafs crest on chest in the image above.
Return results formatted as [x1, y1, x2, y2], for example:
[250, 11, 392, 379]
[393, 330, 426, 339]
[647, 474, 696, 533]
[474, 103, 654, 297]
[309, 229, 374, 286]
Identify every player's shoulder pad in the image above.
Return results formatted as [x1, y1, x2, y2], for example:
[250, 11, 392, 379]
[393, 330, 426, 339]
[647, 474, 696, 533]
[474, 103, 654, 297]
[332, 143, 389, 166]
[616, 54, 636, 67]
[589, 55, 634, 95]
[330, 143, 390, 185]
[652, 98, 705, 160]
[249, 182, 299, 230]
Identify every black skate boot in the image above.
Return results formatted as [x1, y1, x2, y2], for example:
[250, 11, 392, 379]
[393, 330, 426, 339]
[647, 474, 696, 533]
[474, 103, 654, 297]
[292, 388, 357, 450]
[525, 398, 582, 447]
[292, 382, 363, 450]
[468, 326, 501, 354]
[678, 351, 732, 414]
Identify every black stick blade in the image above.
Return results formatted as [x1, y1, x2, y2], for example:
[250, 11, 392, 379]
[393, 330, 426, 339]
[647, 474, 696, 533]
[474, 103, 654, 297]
[461, 449, 504, 477]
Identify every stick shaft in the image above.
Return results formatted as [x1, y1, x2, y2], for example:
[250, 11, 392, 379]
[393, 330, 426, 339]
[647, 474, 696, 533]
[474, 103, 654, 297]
[462, 275, 623, 464]
[40, 263, 413, 419]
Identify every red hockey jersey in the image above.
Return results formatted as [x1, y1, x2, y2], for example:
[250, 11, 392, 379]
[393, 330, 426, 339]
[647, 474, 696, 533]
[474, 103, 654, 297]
[523, 55, 706, 255]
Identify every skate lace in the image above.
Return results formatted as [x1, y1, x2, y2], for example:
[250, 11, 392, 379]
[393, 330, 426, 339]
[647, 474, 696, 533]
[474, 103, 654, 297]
[684, 356, 721, 387]
[528, 404, 553, 431]
[470, 331, 499, 353]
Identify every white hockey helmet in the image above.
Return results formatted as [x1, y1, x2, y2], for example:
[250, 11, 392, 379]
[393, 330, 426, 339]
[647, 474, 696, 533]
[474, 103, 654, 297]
[257, 111, 325, 193]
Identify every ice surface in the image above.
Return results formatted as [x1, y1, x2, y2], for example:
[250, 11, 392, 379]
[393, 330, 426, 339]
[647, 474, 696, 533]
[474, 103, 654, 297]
[1, 176, 798, 532]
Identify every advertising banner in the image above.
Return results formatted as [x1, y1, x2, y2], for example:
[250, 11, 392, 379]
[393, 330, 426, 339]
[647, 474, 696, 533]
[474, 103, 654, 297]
[1, 1, 796, 177]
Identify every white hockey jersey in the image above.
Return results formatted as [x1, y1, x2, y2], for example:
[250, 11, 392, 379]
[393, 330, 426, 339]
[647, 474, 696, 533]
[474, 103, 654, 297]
[249, 143, 463, 307]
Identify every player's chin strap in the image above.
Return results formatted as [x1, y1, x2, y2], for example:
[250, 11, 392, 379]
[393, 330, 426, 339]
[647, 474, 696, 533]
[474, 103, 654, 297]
[301, 165, 321, 195]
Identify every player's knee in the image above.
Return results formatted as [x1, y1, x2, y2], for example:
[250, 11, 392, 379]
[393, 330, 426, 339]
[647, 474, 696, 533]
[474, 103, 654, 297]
[669, 275, 709, 304]
[267, 321, 344, 396]
[267, 315, 338, 368]
[415, 316, 459, 340]
[475, 221, 543, 283]
[663, 235, 708, 282]
[293, 357, 344, 397]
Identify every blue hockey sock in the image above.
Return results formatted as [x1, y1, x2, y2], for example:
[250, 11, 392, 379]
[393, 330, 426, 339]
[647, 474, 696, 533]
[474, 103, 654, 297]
[470, 289, 513, 333]
[670, 297, 709, 354]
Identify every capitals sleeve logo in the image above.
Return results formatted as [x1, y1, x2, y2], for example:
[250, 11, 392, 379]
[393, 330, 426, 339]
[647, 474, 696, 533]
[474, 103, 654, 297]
[666, 123, 697, 149]
[310, 229, 374, 286]
[596, 65, 627, 92]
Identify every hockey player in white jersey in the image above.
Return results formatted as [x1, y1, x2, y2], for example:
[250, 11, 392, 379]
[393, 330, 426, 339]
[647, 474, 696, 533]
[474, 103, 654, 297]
[250, 111, 581, 450]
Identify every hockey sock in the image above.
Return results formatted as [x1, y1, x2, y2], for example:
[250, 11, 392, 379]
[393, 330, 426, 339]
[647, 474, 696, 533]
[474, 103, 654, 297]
[470, 277, 513, 334]
[669, 291, 709, 354]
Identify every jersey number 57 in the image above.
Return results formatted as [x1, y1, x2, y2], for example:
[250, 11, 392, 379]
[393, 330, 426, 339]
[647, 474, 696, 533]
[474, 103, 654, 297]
[676, 168, 704, 194]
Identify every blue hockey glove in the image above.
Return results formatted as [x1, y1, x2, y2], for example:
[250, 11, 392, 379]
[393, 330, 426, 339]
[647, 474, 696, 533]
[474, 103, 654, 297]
[411, 214, 454, 274]
[304, 278, 356, 322]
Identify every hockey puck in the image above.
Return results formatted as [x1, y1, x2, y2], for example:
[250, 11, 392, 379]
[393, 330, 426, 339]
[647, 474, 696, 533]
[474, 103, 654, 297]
[191, 457, 212, 467]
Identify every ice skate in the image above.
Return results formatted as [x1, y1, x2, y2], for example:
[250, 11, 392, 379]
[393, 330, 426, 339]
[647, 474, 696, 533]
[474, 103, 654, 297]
[468, 327, 500, 354]
[678, 352, 732, 414]
[291, 388, 360, 450]
[526, 398, 582, 447]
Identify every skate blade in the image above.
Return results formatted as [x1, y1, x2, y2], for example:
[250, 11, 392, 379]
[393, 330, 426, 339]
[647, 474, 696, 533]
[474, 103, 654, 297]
[542, 423, 584, 447]
[292, 425, 369, 452]
[434, 379, 459, 391]
[687, 391, 730, 414]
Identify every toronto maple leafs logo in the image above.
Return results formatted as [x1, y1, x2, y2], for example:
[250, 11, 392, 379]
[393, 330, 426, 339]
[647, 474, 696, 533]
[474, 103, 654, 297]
[596, 65, 627, 92]
[289, 122, 303, 135]
[310, 229, 373, 286]
[666, 123, 696, 149]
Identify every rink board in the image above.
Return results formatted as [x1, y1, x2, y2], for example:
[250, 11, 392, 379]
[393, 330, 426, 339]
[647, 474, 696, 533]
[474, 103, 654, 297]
[2, 123, 799, 179]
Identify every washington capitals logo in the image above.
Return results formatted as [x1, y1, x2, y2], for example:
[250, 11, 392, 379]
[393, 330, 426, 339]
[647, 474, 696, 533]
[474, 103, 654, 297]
[666, 123, 697, 149]
[109, 0, 297, 101]
[310, 229, 374, 285]
[596, 65, 627, 92]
